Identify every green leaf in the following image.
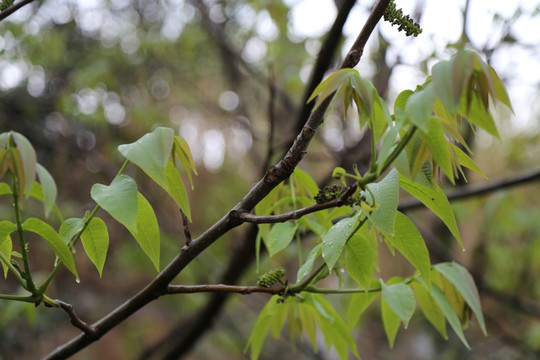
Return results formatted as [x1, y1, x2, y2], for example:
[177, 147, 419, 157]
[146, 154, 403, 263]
[59, 218, 84, 243]
[451, 144, 487, 179]
[488, 67, 513, 112]
[297, 301, 318, 351]
[345, 234, 377, 289]
[380, 279, 416, 328]
[347, 281, 379, 328]
[0, 182, 10, 195]
[296, 243, 322, 282]
[0, 233, 12, 278]
[173, 135, 198, 190]
[322, 212, 363, 272]
[36, 164, 57, 217]
[91, 174, 138, 230]
[118, 126, 174, 184]
[292, 167, 319, 199]
[81, 217, 109, 277]
[22, 218, 78, 279]
[432, 60, 456, 113]
[412, 280, 447, 339]
[245, 295, 281, 360]
[266, 222, 298, 257]
[424, 117, 454, 183]
[309, 293, 360, 359]
[27, 182, 63, 221]
[434, 262, 486, 336]
[381, 293, 401, 348]
[399, 174, 462, 248]
[394, 89, 413, 112]
[405, 84, 436, 133]
[461, 91, 499, 138]
[12, 132, 37, 197]
[126, 192, 160, 271]
[387, 212, 431, 288]
[162, 159, 191, 221]
[365, 168, 399, 235]
[308, 68, 359, 110]
[429, 281, 471, 349]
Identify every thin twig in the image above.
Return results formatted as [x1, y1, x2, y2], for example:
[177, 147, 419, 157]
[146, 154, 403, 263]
[55, 299, 97, 338]
[0, 0, 36, 22]
[180, 209, 192, 250]
[167, 284, 285, 295]
[230, 184, 357, 224]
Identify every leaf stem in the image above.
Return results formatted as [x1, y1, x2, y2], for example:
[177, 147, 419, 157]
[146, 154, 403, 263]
[0, 247, 26, 285]
[0, 293, 37, 302]
[379, 126, 417, 176]
[11, 172, 37, 293]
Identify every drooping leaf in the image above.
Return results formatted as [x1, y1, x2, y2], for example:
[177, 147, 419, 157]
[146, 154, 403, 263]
[381, 292, 401, 348]
[22, 218, 78, 279]
[162, 159, 191, 221]
[451, 144, 487, 179]
[91, 174, 138, 230]
[28, 182, 63, 221]
[308, 68, 359, 110]
[81, 217, 109, 277]
[365, 168, 399, 235]
[245, 295, 281, 360]
[322, 212, 363, 272]
[399, 174, 462, 248]
[380, 279, 416, 328]
[266, 221, 298, 257]
[387, 212, 431, 288]
[424, 117, 454, 183]
[429, 281, 471, 349]
[35, 164, 57, 217]
[432, 60, 456, 113]
[460, 91, 499, 138]
[488, 67, 513, 112]
[434, 262, 486, 336]
[346, 234, 377, 289]
[173, 135, 198, 189]
[347, 279, 380, 328]
[118, 126, 174, 184]
[394, 89, 414, 112]
[292, 167, 319, 199]
[412, 280, 447, 339]
[126, 192, 160, 271]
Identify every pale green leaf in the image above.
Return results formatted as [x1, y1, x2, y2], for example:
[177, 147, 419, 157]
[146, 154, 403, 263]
[173, 135, 198, 189]
[293, 167, 319, 199]
[460, 91, 499, 138]
[126, 192, 160, 271]
[81, 217, 109, 277]
[345, 234, 377, 289]
[488, 67, 513, 112]
[430, 282, 471, 349]
[394, 89, 413, 112]
[424, 117, 454, 183]
[322, 212, 363, 272]
[0, 233, 12, 278]
[266, 222, 298, 257]
[347, 281, 379, 328]
[0, 182, 10, 195]
[365, 168, 399, 235]
[12, 132, 37, 197]
[296, 243, 322, 282]
[36, 164, 57, 217]
[22, 218, 78, 279]
[245, 295, 281, 360]
[118, 126, 174, 184]
[381, 294, 401, 348]
[432, 60, 456, 113]
[308, 68, 359, 110]
[399, 174, 462, 248]
[59, 218, 84, 244]
[451, 144, 487, 179]
[434, 262, 486, 336]
[412, 280, 447, 339]
[162, 159, 191, 221]
[91, 174, 138, 230]
[387, 212, 431, 288]
[380, 279, 416, 328]
[405, 84, 436, 133]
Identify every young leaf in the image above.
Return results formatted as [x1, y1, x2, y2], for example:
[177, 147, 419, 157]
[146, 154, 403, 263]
[308, 68, 359, 111]
[296, 243, 322, 282]
[266, 222, 298, 257]
[381, 294, 401, 348]
[424, 117, 454, 183]
[387, 212, 431, 288]
[91, 174, 138, 230]
[432, 60, 455, 112]
[380, 279, 416, 328]
[0, 182, 10, 195]
[125, 192, 161, 271]
[434, 262, 487, 336]
[59, 218, 84, 244]
[163, 159, 191, 221]
[36, 164, 57, 217]
[412, 280, 447, 339]
[118, 126, 174, 184]
[347, 280, 380, 328]
[22, 218, 78, 279]
[12, 132, 37, 197]
[346, 234, 377, 289]
[245, 295, 281, 360]
[0, 233, 12, 278]
[451, 144, 487, 179]
[405, 84, 436, 133]
[460, 91, 499, 138]
[81, 217, 109, 277]
[429, 282, 471, 349]
[399, 174, 462, 248]
[322, 212, 363, 272]
[365, 168, 399, 235]
[173, 135, 198, 189]
[394, 89, 413, 112]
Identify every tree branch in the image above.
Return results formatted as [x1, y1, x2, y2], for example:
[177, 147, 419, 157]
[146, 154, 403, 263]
[44, 2, 390, 358]
[54, 299, 97, 338]
[167, 284, 284, 295]
[399, 167, 540, 211]
[0, 0, 36, 22]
